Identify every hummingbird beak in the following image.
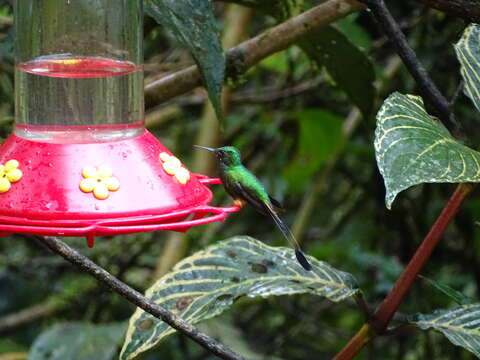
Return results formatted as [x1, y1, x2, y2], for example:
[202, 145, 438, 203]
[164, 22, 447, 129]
[194, 145, 217, 152]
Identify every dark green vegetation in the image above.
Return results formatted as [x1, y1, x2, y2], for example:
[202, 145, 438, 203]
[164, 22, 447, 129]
[3, 0, 480, 359]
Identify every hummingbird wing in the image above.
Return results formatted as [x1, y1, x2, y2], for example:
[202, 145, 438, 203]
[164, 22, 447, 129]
[225, 167, 281, 214]
[228, 180, 270, 215]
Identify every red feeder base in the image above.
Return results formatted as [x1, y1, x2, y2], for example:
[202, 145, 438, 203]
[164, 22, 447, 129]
[0, 130, 239, 246]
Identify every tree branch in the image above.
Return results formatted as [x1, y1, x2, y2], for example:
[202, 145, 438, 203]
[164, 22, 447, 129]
[0, 303, 56, 336]
[415, 0, 480, 23]
[39, 236, 244, 360]
[358, 0, 461, 136]
[145, 0, 364, 105]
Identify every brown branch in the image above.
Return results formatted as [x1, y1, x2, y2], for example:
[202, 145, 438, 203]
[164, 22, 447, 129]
[0, 353, 27, 360]
[145, 0, 364, 105]
[416, 0, 480, 23]
[39, 236, 244, 360]
[0, 303, 56, 336]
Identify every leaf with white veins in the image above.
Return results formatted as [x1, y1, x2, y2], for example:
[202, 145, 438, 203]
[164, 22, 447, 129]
[375, 92, 480, 209]
[455, 24, 480, 113]
[120, 236, 359, 360]
[412, 304, 480, 358]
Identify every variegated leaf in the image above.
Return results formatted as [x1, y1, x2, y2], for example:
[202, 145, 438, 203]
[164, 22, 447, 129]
[120, 236, 359, 360]
[375, 92, 480, 209]
[412, 304, 480, 358]
[455, 24, 480, 112]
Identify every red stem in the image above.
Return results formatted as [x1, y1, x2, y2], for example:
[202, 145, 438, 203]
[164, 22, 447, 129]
[334, 183, 475, 360]
[333, 324, 372, 360]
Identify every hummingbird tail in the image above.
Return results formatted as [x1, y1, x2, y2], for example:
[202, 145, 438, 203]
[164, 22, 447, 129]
[265, 203, 312, 271]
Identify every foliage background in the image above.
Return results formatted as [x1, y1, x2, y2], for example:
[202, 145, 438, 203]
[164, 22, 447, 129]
[1, 0, 480, 359]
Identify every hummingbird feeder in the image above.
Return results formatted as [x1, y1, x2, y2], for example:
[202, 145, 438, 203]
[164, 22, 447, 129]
[0, 0, 238, 247]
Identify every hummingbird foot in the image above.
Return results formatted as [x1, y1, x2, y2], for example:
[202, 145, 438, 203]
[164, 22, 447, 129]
[233, 198, 247, 208]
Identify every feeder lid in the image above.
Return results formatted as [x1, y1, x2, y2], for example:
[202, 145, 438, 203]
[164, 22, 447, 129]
[0, 130, 239, 244]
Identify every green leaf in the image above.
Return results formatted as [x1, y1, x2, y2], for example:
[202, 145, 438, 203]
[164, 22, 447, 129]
[28, 322, 126, 360]
[301, 26, 375, 117]
[419, 275, 472, 305]
[145, 0, 224, 120]
[455, 24, 480, 113]
[336, 14, 372, 51]
[284, 109, 344, 189]
[375, 92, 480, 209]
[120, 236, 359, 360]
[412, 304, 480, 358]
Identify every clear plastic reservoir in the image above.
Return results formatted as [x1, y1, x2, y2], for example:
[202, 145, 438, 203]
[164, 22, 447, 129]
[14, 0, 144, 142]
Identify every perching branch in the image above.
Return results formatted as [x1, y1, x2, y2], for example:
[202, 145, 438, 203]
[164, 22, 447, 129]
[357, 0, 461, 136]
[39, 236, 244, 360]
[145, 0, 364, 105]
[415, 0, 480, 23]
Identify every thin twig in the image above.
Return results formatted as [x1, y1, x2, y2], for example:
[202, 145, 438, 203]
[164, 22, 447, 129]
[353, 293, 372, 322]
[39, 236, 244, 360]
[358, 0, 461, 135]
[415, 0, 480, 23]
[450, 79, 464, 107]
[145, 0, 364, 105]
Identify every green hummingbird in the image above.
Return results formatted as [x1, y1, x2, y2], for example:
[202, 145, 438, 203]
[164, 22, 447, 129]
[194, 145, 312, 271]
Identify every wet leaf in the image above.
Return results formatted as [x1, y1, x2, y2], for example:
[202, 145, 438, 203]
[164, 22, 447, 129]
[28, 322, 126, 360]
[455, 24, 480, 113]
[301, 26, 375, 117]
[412, 304, 480, 358]
[145, 0, 224, 120]
[375, 92, 480, 209]
[120, 236, 359, 360]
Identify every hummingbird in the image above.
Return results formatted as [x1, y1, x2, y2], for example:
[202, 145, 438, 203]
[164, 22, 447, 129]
[194, 145, 312, 271]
